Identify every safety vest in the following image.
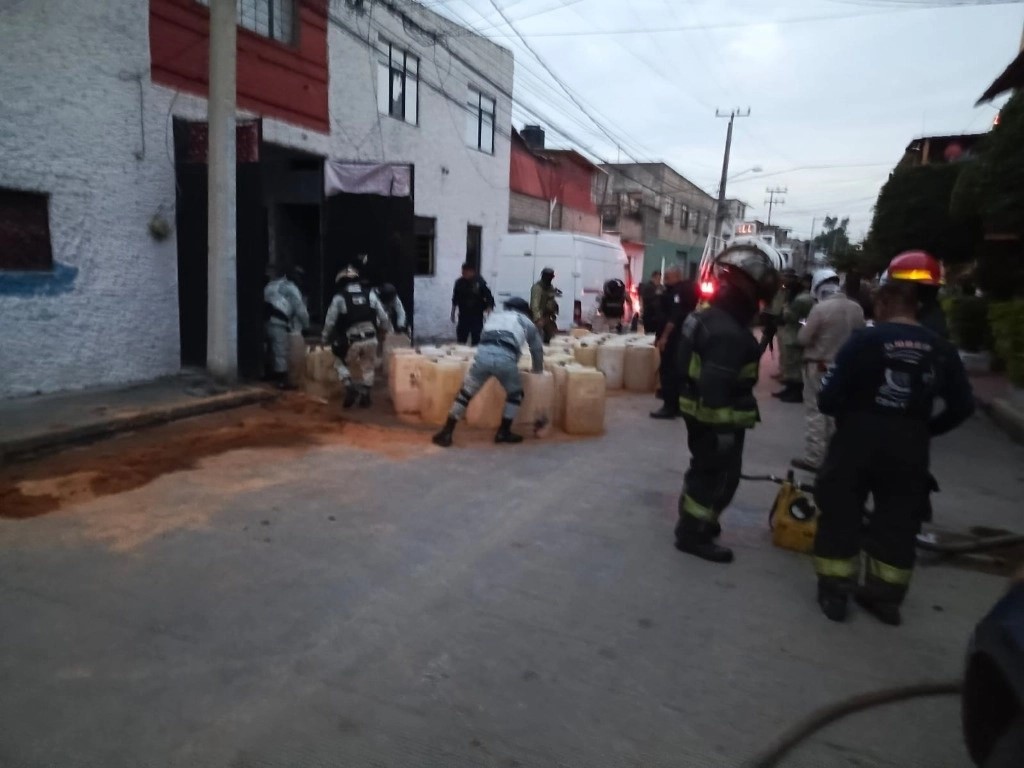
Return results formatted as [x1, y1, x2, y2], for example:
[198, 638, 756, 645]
[335, 283, 377, 336]
[678, 305, 762, 428]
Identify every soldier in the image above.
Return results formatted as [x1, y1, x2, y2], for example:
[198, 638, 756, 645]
[323, 267, 389, 409]
[530, 267, 561, 343]
[775, 272, 814, 403]
[263, 265, 309, 389]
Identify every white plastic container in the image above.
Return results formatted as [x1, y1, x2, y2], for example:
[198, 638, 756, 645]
[420, 359, 466, 426]
[574, 342, 599, 368]
[466, 376, 506, 429]
[570, 327, 592, 339]
[625, 344, 658, 393]
[514, 370, 555, 433]
[389, 352, 425, 414]
[382, 334, 412, 377]
[596, 344, 626, 390]
[565, 367, 606, 435]
[551, 363, 571, 430]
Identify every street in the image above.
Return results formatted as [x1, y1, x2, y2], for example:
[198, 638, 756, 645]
[1, 379, 1021, 768]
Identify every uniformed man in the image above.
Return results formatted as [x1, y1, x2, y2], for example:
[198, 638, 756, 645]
[775, 272, 814, 402]
[673, 238, 782, 563]
[792, 268, 865, 472]
[812, 280, 974, 625]
[451, 263, 494, 346]
[323, 266, 389, 409]
[263, 265, 309, 388]
[374, 283, 407, 334]
[640, 270, 665, 334]
[650, 265, 698, 420]
[530, 267, 561, 343]
[432, 297, 545, 448]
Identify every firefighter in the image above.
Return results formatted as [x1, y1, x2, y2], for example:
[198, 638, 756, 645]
[530, 267, 561, 343]
[884, 250, 949, 339]
[792, 268, 865, 472]
[323, 266, 389, 409]
[775, 272, 814, 403]
[812, 280, 974, 625]
[674, 238, 782, 563]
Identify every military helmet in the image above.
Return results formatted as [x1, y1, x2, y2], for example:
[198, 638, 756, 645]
[335, 266, 359, 283]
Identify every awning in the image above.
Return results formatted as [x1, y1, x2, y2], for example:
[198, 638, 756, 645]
[324, 161, 412, 198]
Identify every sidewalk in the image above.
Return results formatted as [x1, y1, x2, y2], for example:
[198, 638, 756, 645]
[0, 372, 276, 465]
[969, 371, 1024, 443]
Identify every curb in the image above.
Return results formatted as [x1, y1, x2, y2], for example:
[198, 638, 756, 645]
[977, 396, 1024, 445]
[0, 388, 277, 465]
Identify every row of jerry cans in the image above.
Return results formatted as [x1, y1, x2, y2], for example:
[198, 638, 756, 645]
[388, 349, 606, 435]
[551, 336, 659, 392]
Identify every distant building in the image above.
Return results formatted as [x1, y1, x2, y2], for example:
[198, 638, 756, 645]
[598, 163, 716, 280]
[508, 127, 603, 235]
[720, 198, 750, 241]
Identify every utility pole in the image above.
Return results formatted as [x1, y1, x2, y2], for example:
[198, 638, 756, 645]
[713, 108, 751, 240]
[765, 186, 787, 226]
[207, 0, 238, 380]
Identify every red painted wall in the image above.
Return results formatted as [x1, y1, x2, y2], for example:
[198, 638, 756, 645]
[150, 0, 329, 133]
[510, 135, 598, 214]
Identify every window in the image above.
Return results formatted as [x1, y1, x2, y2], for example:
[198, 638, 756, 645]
[466, 224, 482, 270]
[702, 213, 710, 236]
[415, 216, 436, 276]
[465, 88, 495, 154]
[692, 211, 701, 233]
[377, 38, 418, 125]
[680, 206, 689, 229]
[662, 197, 674, 223]
[0, 189, 53, 271]
[197, 0, 296, 44]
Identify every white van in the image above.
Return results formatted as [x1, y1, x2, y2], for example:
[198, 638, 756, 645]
[492, 231, 629, 331]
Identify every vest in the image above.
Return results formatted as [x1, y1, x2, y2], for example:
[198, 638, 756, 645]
[335, 283, 377, 336]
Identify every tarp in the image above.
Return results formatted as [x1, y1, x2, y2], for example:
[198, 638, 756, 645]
[324, 162, 412, 198]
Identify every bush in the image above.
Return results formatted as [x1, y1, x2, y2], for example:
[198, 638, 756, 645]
[944, 296, 991, 352]
[989, 301, 1024, 386]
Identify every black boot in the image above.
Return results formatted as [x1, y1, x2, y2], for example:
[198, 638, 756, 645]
[358, 390, 372, 409]
[818, 581, 849, 622]
[343, 388, 359, 409]
[649, 406, 678, 420]
[778, 384, 804, 404]
[675, 518, 733, 563]
[855, 590, 902, 627]
[495, 418, 524, 444]
[432, 417, 457, 448]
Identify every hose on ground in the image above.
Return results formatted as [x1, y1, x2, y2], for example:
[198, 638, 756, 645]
[916, 534, 1024, 555]
[745, 681, 963, 768]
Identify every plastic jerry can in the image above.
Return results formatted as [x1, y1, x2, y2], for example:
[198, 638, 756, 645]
[389, 352, 424, 414]
[382, 335, 412, 376]
[551, 363, 571, 430]
[419, 359, 466, 426]
[624, 344, 658, 392]
[514, 370, 555, 434]
[574, 342, 599, 368]
[466, 376, 506, 429]
[418, 345, 445, 360]
[596, 344, 626, 390]
[564, 367, 606, 435]
[570, 328, 591, 339]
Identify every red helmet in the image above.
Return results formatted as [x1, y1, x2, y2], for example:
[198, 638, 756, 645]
[887, 250, 943, 286]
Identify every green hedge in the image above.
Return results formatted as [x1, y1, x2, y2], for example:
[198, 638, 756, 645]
[943, 296, 991, 353]
[989, 301, 1024, 386]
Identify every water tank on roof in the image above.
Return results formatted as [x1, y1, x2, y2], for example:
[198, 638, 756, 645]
[522, 125, 546, 150]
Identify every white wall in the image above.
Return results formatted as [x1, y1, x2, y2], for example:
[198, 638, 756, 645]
[324, 1, 514, 340]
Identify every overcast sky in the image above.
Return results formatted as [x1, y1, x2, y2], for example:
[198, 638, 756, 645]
[429, 0, 1023, 240]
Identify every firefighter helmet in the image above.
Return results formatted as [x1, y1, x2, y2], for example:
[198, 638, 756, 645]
[714, 237, 783, 302]
[887, 250, 943, 286]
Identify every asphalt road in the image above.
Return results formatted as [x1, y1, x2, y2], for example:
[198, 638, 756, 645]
[1, 378, 1021, 768]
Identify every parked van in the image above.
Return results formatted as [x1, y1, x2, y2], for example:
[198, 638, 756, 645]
[492, 232, 629, 331]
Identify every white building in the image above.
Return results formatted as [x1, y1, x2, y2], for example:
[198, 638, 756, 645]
[0, 0, 513, 398]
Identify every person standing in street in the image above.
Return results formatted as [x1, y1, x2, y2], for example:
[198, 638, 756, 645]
[432, 297, 545, 448]
[775, 272, 814, 403]
[324, 266, 389, 409]
[812, 280, 974, 626]
[885, 250, 949, 339]
[263, 264, 309, 389]
[673, 239, 782, 563]
[792, 268, 865, 472]
[530, 267, 561, 343]
[650, 265, 698, 420]
[451, 263, 494, 346]
[640, 270, 665, 335]
[373, 282, 407, 334]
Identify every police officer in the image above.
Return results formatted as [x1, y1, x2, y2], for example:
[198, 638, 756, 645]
[374, 282, 407, 334]
[432, 297, 545, 448]
[323, 266, 389, 409]
[812, 280, 974, 625]
[263, 264, 309, 388]
[650, 265, 698, 420]
[530, 267, 561, 343]
[775, 272, 814, 402]
[674, 238, 782, 563]
[451, 263, 494, 346]
[640, 270, 665, 334]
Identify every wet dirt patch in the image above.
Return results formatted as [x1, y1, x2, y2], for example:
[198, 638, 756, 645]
[0, 394, 430, 520]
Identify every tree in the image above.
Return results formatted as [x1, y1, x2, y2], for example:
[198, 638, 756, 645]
[814, 215, 851, 257]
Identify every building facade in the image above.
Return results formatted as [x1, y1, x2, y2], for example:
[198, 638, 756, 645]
[508, 127, 602, 235]
[0, 0, 513, 397]
[598, 163, 716, 280]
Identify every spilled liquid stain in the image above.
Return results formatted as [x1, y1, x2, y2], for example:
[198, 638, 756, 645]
[0, 395, 431, 521]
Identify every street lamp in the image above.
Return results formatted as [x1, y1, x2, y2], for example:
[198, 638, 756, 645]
[728, 166, 763, 182]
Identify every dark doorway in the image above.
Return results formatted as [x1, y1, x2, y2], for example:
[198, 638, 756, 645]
[466, 224, 482, 271]
[272, 204, 322, 319]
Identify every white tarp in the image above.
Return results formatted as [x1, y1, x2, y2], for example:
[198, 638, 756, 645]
[324, 161, 412, 198]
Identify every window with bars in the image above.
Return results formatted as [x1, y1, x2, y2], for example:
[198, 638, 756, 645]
[0, 189, 53, 271]
[415, 216, 436, 276]
[680, 206, 689, 229]
[377, 38, 419, 125]
[197, 0, 297, 45]
[465, 88, 495, 154]
[662, 197, 674, 223]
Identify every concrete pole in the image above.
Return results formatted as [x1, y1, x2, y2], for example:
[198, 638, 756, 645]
[207, 0, 237, 379]
[713, 108, 750, 241]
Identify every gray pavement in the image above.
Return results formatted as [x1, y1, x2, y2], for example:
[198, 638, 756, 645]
[1, 375, 1022, 768]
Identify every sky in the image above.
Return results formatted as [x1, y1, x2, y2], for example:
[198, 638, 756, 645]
[427, 0, 1023, 241]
